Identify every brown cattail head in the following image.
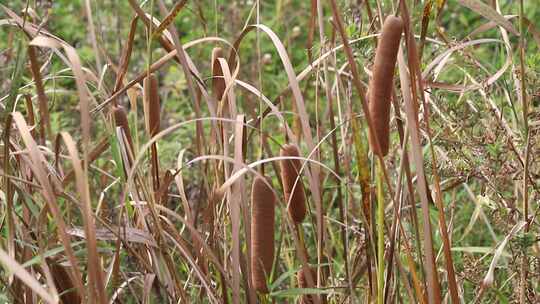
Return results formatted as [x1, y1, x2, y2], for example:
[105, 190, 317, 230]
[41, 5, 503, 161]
[48, 260, 82, 304]
[112, 105, 134, 150]
[368, 15, 403, 156]
[251, 176, 276, 293]
[143, 73, 160, 137]
[211, 47, 226, 101]
[280, 144, 307, 223]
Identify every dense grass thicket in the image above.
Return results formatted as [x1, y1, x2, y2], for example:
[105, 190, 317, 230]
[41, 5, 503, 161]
[1, 0, 540, 303]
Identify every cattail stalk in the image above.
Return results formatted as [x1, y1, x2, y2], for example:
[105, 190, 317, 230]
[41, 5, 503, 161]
[279, 144, 307, 223]
[251, 176, 276, 293]
[368, 15, 403, 304]
[376, 159, 385, 304]
[368, 16, 403, 156]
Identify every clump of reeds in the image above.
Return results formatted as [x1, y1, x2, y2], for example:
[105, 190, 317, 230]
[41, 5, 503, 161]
[250, 176, 276, 293]
[367, 15, 404, 156]
[279, 144, 307, 223]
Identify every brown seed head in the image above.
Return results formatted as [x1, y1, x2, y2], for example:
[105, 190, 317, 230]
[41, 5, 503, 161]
[251, 176, 276, 293]
[368, 15, 403, 156]
[211, 47, 226, 101]
[280, 144, 307, 223]
[143, 73, 160, 137]
[112, 105, 134, 150]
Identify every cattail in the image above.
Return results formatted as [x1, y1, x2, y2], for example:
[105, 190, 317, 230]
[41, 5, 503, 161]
[143, 73, 160, 137]
[23, 94, 37, 139]
[48, 260, 82, 304]
[112, 105, 134, 150]
[144, 73, 161, 191]
[280, 144, 307, 223]
[211, 47, 226, 101]
[251, 176, 276, 293]
[368, 15, 403, 156]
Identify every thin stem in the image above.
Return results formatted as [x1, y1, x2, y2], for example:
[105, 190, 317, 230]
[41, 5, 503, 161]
[519, 0, 529, 302]
[376, 158, 385, 304]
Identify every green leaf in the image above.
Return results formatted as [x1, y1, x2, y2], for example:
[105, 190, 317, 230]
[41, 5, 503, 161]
[4, 39, 27, 120]
[270, 287, 333, 297]
[457, 0, 519, 36]
[21, 241, 85, 268]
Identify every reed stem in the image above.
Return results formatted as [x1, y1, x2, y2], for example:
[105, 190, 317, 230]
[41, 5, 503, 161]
[376, 158, 384, 304]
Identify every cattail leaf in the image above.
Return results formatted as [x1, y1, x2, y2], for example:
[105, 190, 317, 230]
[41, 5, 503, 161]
[19, 241, 85, 269]
[482, 221, 527, 287]
[397, 2, 443, 301]
[60, 132, 107, 304]
[152, 0, 188, 38]
[12, 112, 85, 296]
[269, 288, 332, 297]
[457, 0, 519, 36]
[0, 248, 57, 304]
